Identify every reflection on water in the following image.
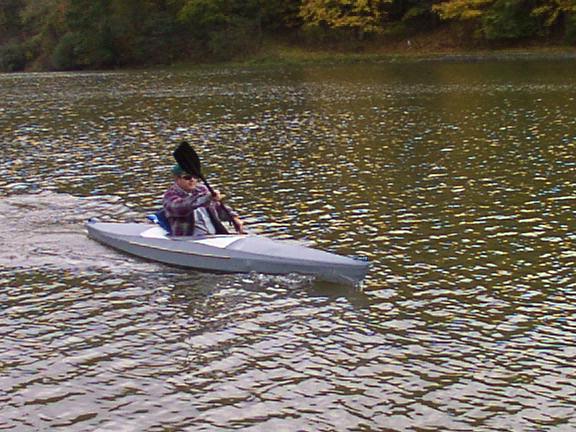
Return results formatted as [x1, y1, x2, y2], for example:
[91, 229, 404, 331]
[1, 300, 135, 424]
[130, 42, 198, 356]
[1, 61, 575, 430]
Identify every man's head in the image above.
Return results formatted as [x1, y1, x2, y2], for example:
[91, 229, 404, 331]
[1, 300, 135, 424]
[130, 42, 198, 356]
[171, 163, 186, 177]
[172, 164, 199, 192]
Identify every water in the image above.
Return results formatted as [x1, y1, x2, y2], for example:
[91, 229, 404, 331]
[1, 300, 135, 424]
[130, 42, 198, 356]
[1, 60, 575, 431]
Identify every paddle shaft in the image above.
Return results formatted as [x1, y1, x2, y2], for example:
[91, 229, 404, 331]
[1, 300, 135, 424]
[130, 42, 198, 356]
[198, 173, 242, 233]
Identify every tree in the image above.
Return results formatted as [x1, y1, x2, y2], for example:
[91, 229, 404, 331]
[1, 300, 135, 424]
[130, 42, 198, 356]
[20, 0, 69, 68]
[482, 0, 540, 40]
[299, 0, 392, 38]
[259, 0, 302, 31]
[175, 0, 265, 59]
[532, 0, 576, 27]
[50, 0, 116, 69]
[108, 0, 184, 65]
[0, 0, 25, 40]
[384, 0, 441, 36]
[433, 0, 542, 40]
[432, 0, 493, 21]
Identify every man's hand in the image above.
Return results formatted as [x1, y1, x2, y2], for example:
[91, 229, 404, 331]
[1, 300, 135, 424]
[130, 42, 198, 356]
[233, 216, 246, 234]
[211, 190, 222, 201]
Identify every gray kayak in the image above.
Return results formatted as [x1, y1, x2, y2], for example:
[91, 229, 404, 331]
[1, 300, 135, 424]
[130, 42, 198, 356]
[86, 221, 369, 284]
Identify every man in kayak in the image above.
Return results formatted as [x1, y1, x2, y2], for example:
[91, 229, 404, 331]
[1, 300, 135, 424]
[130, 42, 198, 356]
[163, 164, 245, 236]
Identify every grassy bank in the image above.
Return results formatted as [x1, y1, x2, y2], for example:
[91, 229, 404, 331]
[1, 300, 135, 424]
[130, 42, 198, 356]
[244, 35, 576, 66]
[163, 33, 576, 71]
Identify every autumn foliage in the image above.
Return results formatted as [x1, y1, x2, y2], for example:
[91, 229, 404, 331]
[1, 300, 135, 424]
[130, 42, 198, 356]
[1, 0, 575, 71]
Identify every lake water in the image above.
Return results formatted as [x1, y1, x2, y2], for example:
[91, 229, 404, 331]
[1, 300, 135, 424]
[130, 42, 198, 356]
[1, 60, 575, 431]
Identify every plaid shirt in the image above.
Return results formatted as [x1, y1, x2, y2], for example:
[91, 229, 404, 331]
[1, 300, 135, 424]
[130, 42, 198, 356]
[163, 182, 236, 236]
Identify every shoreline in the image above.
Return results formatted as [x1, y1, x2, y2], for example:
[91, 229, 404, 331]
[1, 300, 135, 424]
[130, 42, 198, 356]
[168, 45, 576, 70]
[5, 45, 576, 75]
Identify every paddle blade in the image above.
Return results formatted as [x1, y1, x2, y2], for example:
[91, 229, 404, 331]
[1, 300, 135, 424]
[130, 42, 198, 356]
[173, 141, 202, 177]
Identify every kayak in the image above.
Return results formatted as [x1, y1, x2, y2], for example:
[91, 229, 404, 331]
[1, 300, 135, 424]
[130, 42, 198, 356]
[86, 221, 369, 284]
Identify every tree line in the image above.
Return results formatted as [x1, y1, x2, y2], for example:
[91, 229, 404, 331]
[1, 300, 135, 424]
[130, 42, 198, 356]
[1, 0, 575, 72]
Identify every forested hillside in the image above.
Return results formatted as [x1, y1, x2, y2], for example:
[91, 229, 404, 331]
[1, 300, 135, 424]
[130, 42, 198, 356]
[1, 0, 575, 72]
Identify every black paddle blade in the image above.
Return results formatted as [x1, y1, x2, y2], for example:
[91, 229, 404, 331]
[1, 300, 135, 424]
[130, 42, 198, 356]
[173, 141, 202, 177]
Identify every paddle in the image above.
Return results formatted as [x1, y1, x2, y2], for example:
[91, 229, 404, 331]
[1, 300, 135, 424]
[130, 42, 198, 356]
[173, 141, 242, 233]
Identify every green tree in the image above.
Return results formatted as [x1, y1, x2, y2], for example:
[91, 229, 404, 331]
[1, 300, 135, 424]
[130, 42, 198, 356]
[57, 0, 116, 68]
[175, 0, 265, 59]
[0, 0, 27, 71]
[108, 0, 184, 65]
[384, 0, 441, 36]
[482, 0, 540, 40]
[20, 0, 69, 68]
[0, 0, 25, 39]
[0, 42, 26, 71]
[260, 0, 302, 30]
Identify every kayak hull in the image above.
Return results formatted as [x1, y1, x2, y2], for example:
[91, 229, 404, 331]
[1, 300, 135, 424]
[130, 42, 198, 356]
[86, 222, 369, 284]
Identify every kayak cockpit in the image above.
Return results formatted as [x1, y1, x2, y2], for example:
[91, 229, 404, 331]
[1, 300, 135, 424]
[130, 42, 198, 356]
[140, 225, 248, 248]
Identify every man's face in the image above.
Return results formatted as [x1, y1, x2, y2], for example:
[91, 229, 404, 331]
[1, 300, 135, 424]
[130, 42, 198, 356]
[176, 174, 199, 192]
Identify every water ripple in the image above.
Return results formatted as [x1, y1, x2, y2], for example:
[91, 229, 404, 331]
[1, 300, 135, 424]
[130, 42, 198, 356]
[1, 62, 575, 430]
